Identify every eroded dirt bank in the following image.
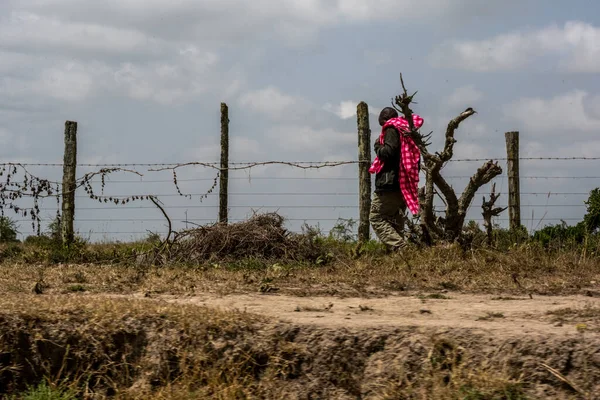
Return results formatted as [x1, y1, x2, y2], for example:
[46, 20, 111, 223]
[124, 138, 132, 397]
[1, 293, 599, 399]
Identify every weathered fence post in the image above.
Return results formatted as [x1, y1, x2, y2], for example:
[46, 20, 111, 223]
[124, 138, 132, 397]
[219, 103, 229, 224]
[357, 102, 371, 242]
[61, 121, 77, 245]
[505, 131, 521, 231]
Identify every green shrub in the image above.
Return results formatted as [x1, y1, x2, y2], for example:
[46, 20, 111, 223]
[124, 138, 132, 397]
[584, 188, 600, 234]
[0, 216, 19, 243]
[12, 381, 76, 400]
[328, 218, 357, 243]
[0, 243, 24, 261]
[532, 220, 586, 247]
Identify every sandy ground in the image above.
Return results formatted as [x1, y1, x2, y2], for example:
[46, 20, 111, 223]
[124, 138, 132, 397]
[125, 292, 600, 339]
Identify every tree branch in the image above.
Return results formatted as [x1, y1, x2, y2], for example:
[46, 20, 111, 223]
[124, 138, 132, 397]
[459, 161, 503, 214]
[149, 195, 173, 245]
[420, 168, 442, 238]
[432, 169, 459, 216]
[439, 108, 476, 163]
[395, 73, 430, 156]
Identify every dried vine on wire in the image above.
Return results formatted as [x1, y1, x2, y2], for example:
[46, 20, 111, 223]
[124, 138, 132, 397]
[0, 164, 57, 235]
[171, 169, 219, 201]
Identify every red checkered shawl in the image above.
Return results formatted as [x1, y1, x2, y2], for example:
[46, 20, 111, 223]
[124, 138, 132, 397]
[369, 115, 423, 215]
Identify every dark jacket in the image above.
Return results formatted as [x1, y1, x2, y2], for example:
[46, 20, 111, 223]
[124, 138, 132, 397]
[374, 126, 401, 193]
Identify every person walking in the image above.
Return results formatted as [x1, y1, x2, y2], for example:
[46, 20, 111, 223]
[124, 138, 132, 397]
[369, 107, 423, 252]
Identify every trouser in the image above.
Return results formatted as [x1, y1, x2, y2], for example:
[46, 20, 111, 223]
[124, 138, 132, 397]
[370, 191, 407, 249]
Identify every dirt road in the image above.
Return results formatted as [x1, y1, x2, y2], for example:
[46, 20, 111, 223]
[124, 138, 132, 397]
[131, 291, 600, 339]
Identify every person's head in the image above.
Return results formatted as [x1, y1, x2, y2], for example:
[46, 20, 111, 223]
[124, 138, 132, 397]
[379, 107, 398, 126]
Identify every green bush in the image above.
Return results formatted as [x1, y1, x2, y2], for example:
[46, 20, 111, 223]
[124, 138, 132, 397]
[529, 188, 600, 251]
[328, 218, 357, 243]
[23, 235, 57, 247]
[489, 225, 529, 250]
[0, 243, 24, 261]
[584, 187, 600, 234]
[532, 220, 586, 248]
[0, 216, 19, 243]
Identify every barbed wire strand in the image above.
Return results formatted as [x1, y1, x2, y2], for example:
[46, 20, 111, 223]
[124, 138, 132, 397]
[69, 175, 600, 183]
[2, 156, 600, 168]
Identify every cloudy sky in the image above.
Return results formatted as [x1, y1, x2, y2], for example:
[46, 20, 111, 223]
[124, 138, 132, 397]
[2, 0, 600, 240]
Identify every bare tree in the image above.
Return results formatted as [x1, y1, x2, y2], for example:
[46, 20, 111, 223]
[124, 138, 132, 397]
[482, 183, 507, 246]
[393, 74, 503, 244]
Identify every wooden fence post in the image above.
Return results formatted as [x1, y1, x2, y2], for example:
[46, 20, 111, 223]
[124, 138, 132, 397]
[505, 131, 521, 230]
[357, 102, 371, 242]
[219, 103, 229, 224]
[61, 121, 77, 245]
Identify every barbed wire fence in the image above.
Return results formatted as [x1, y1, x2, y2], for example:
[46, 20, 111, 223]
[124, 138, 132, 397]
[1, 103, 599, 244]
[3, 161, 598, 244]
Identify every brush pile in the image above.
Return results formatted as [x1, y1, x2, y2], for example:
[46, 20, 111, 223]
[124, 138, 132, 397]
[162, 213, 327, 263]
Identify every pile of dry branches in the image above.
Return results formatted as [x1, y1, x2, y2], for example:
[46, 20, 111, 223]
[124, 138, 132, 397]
[156, 213, 326, 264]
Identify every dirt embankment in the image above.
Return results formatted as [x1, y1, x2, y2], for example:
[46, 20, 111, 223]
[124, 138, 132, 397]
[1, 292, 599, 399]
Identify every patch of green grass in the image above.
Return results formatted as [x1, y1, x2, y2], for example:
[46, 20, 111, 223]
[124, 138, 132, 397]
[12, 382, 77, 400]
[1, 236, 157, 266]
[66, 284, 86, 293]
[226, 257, 268, 271]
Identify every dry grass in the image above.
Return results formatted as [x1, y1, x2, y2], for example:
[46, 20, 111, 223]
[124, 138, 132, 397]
[476, 312, 505, 321]
[294, 303, 334, 313]
[0, 243, 598, 299]
[0, 293, 540, 399]
[546, 304, 600, 333]
[1, 224, 599, 399]
[547, 305, 600, 320]
[0, 294, 267, 399]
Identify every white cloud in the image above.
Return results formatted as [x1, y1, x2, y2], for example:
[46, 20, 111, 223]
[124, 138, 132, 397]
[0, 59, 107, 102]
[10, 0, 511, 43]
[238, 87, 301, 119]
[323, 101, 359, 119]
[113, 49, 219, 104]
[337, 101, 359, 119]
[431, 31, 534, 72]
[323, 100, 386, 120]
[0, 12, 167, 58]
[431, 21, 600, 73]
[336, 0, 516, 22]
[445, 85, 483, 108]
[185, 137, 263, 164]
[0, 0, 522, 109]
[504, 90, 600, 136]
[267, 125, 355, 154]
[187, 143, 221, 164]
[0, 50, 221, 104]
